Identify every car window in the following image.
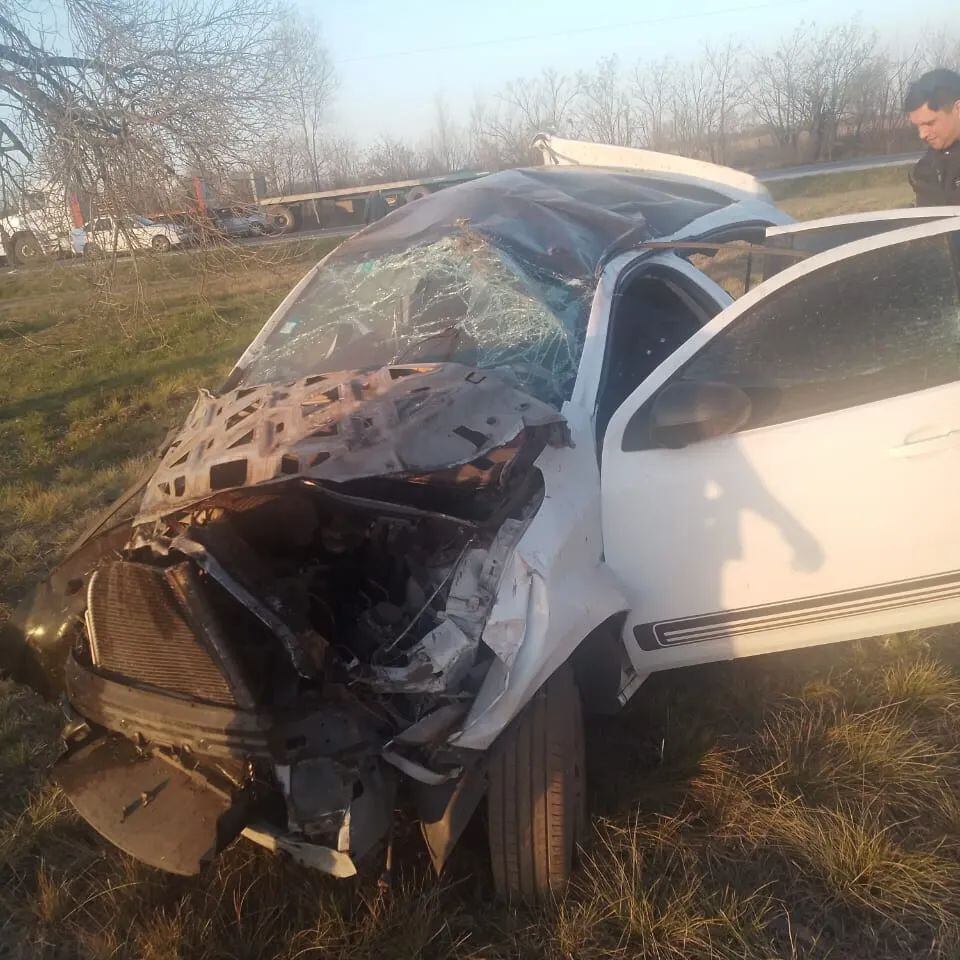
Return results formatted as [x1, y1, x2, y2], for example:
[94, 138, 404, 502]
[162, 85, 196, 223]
[596, 272, 713, 442]
[678, 233, 960, 429]
[236, 235, 593, 406]
[92, 218, 113, 231]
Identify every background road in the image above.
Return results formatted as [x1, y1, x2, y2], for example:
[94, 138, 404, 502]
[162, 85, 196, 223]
[0, 151, 925, 272]
[755, 151, 921, 182]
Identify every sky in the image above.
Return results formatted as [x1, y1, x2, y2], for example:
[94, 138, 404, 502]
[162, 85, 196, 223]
[309, 0, 955, 145]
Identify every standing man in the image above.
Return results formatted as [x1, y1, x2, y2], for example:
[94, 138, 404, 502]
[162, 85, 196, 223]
[904, 68, 960, 206]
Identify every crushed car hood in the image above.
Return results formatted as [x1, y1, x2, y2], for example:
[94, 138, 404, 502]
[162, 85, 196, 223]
[138, 362, 563, 523]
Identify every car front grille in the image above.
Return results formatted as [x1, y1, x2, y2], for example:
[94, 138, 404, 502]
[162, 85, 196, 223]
[86, 560, 241, 706]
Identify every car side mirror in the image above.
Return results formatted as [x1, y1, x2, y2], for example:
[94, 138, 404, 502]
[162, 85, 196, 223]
[650, 380, 752, 449]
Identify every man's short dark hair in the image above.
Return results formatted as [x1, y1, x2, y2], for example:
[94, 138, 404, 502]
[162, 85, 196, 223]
[904, 68, 960, 113]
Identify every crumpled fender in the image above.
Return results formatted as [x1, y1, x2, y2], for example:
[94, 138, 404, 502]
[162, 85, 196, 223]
[449, 415, 628, 752]
[0, 519, 132, 700]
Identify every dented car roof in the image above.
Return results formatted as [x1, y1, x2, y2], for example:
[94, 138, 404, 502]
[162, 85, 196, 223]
[330, 165, 736, 280]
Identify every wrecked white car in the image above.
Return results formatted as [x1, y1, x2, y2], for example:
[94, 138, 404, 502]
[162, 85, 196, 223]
[4, 136, 960, 902]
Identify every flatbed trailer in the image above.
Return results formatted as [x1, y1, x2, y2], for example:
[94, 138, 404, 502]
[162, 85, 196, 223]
[255, 170, 487, 233]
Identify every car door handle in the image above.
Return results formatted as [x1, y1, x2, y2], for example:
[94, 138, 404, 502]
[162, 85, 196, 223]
[891, 428, 960, 457]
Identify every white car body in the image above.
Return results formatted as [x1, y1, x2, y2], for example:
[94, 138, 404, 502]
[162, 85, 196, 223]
[9, 136, 960, 890]
[83, 215, 186, 253]
[240, 137, 960, 752]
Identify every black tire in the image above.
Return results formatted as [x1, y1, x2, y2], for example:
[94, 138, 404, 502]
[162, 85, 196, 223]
[250, 221, 266, 236]
[151, 235, 172, 253]
[11, 233, 45, 266]
[271, 205, 299, 234]
[487, 663, 586, 902]
[83, 241, 102, 259]
[405, 185, 433, 204]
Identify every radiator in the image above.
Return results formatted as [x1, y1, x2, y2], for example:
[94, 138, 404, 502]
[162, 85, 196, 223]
[85, 561, 242, 706]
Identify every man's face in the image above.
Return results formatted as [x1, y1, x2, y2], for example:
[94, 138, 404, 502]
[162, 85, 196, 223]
[909, 101, 960, 151]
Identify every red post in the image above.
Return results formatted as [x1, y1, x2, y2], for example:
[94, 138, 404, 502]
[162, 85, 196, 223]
[193, 177, 208, 215]
[68, 193, 84, 228]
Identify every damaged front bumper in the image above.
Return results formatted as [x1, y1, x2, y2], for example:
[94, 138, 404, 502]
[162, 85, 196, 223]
[2, 363, 576, 879]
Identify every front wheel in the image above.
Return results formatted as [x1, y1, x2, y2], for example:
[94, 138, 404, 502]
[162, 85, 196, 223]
[11, 233, 46, 267]
[151, 235, 172, 253]
[487, 663, 586, 902]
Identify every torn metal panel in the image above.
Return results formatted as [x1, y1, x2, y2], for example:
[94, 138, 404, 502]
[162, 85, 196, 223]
[242, 823, 357, 878]
[0, 518, 132, 700]
[287, 757, 354, 833]
[336, 760, 395, 862]
[444, 518, 529, 643]
[395, 704, 468, 746]
[137, 363, 563, 524]
[54, 736, 248, 876]
[361, 619, 475, 694]
[533, 133, 771, 201]
[479, 553, 533, 667]
[282, 754, 394, 864]
[449, 414, 629, 752]
[417, 760, 488, 875]
[381, 745, 461, 785]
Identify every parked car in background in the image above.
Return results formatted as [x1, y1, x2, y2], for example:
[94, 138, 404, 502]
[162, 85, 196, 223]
[83, 215, 189, 255]
[212, 206, 271, 238]
[149, 211, 219, 245]
[5, 136, 960, 904]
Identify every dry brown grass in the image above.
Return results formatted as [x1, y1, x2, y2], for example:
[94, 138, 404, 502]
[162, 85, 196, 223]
[2, 176, 959, 959]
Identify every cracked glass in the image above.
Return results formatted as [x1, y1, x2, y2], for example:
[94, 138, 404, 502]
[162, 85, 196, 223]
[237, 233, 594, 407]
[681, 232, 960, 428]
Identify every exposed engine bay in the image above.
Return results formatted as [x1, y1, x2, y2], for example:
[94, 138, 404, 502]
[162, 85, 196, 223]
[23, 363, 567, 877]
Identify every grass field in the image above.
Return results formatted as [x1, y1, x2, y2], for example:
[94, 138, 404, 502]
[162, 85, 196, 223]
[2, 167, 958, 960]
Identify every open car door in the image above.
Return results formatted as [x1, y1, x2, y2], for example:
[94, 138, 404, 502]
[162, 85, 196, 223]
[761, 208, 960, 279]
[601, 218, 960, 677]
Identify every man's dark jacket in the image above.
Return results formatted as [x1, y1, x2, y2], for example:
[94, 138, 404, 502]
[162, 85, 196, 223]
[910, 145, 960, 205]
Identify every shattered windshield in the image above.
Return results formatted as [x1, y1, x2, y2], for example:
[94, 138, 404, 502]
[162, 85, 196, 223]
[237, 233, 593, 406]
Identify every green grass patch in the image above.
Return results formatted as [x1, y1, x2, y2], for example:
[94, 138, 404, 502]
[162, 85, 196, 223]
[767, 164, 913, 202]
[0, 239, 339, 617]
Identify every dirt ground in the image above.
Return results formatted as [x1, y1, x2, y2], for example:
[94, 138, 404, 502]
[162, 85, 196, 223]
[3, 168, 958, 960]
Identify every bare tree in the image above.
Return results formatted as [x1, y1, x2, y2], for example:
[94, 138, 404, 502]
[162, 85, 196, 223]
[321, 135, 364, 188]
[249, 132, 311, 195]
[804, 21, 878, 161]
[276, 13, 336, 191]
[925, 29, 960, 73]
[634, 58, 676, 150]
[365, 135, 425, 181]
[424, 95, 467, 173]
[668, 56, 720, 159]
[471, 68, 580, 168]
[0, 0, 303, 220]
[748, 24, 813, 162]
[703, 40, 743, 163]
[574, 56, 637, 146]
